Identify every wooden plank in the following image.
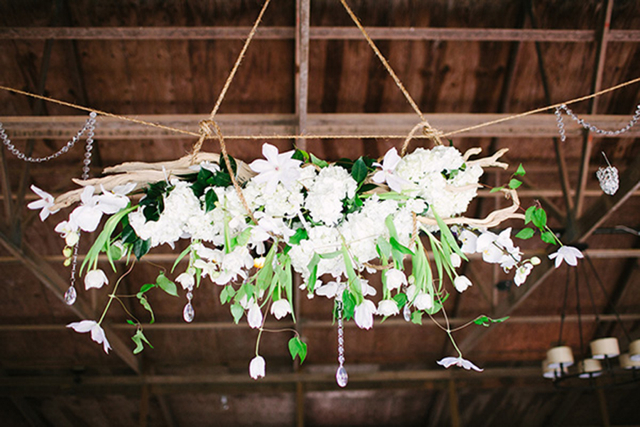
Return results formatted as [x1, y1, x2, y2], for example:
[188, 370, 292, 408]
[2, 113, 640, 140]
[0, 27, 622, 42]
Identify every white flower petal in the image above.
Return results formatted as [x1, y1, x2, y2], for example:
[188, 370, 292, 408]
[249, 355, 266, 379]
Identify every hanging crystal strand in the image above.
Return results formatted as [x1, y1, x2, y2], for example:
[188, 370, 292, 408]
[64, 112, 97, 305]
[335, 296, 348, 387]
[183, 287, 195, 323]
[1, 112, 97, 162]
[555, 106, 567, 142]
[596, 151, 619, 196]
[557, 103, 640, 137]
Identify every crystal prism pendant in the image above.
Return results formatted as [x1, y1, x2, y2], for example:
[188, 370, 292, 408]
[403, 304, 411, 322]
[336, 366, 348, 387]
[183, 302, 195, 323]
[64, 286, 77, 306]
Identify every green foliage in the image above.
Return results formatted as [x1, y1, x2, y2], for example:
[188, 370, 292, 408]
[310, 153, 329, 168]
[531, 207, 547, 229]
[137, 294, 155, 324]
[140, 181, 171, 222]
[220, 285, 235, 304]
[411, 311, 423, 325]
[514, 164, 526, 177]
[289, 228, 309, 245]
[156, 272, 178, 297]
[351, 157, 369, 184]
[131, 329, 153, 354]
[508, 178, 522, 189]
[541, 230, 557, 245]
[230, 303, 244, 324]
[204, 189, 218, 212]
[132, 237, 151, 259]
[392, 292, 408, 308]
[342, 291, 356, 321]
[515, 228, 535, 240]
[288, 336, 308, 364]
[474, 315, 509, 327]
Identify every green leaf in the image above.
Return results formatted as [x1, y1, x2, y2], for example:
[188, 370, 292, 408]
[292, 148, 309, 163]
[133, 238, 151, 259]
[515, 228, 535, 240]
[234, 227, 252, 248]
[514, 164, 526, 177]
[310, 153, 329, 168]
[525, 206, 536, 225]
[540, 230, 557, 245]
[171, 245, 192, 273]
[474, 315, 510, 327]
[156, 272, 178, 297]
[288, 336, 308, 364]
[508, 178, 522, 189]
[220, 285, 235, 304]
[126, 319, 136, 325]
[411, 311, 423, 325]
[131, 329, 153, 354]
[392, 292, 407, 308]
[351, 157, 368, 184]
[139, 283, 155, 294]
[107, 244, 122, 262]
[289, 228, 309, 245]
[230, 303, 244, 324]
[490, 186, 504, 193]
[376, 237, 392, 259]
[137, 295, 155, 324]
[532, 208, 547, 229]
[342, 292, 356, 320]
[204, 189, 218, 212]
[306, 253, 321, 293]
[390, 237, 414, 256]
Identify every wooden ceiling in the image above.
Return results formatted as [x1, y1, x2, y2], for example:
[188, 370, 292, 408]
[1, 0, 640, 426]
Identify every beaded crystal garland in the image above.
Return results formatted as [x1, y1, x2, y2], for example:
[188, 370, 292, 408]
[28, 138, 584, 384]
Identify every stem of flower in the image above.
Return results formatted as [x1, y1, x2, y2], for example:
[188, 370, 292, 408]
[98, 261, 136, 325]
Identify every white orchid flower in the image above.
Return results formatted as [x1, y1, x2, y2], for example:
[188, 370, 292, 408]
[384, 268, 407, 291]
[249, 355, 266, 380]
[55, 219, 80, 246]
[97, 183, 135, 214]
[270, 299, 292, 320]
[437, 356, 483, 372]
[247, 301, 263, 329]
[69, 186, 104, 232]
[67, 320, 111, 354]
[454, 275, 472, 293]
[514, 263, 533, 286]
[371, 148, 411, 193]
[359, 278, 377, 297]
[84, 269, 109, 290]
[458, 229, 478, 254]
[249, 143, 302, 194]
[377, 299, 399, 316]
[193, 259, 220, 281]
[354, 299, 377, 329]
[27, 185, 59, 221]
[549, 246, 584, 268]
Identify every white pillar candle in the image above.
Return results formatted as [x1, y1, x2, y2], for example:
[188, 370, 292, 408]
[590, 337, 620, 359]
[547, 346, 574, 369]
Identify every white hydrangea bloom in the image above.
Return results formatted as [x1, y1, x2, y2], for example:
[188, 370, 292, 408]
[304, 166, 357, 226]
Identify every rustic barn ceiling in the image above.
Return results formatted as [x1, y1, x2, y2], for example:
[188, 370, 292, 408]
[1, 0, 640, 426]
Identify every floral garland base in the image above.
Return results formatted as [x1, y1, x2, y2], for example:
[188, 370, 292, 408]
[30, 143, 582, 381]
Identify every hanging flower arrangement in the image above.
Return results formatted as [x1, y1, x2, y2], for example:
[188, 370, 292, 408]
[29, 139, 582, 383]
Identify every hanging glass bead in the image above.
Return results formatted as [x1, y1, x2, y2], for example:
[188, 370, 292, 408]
[403, 304, 412, 322]
[336, 298, 348, 387]
[336, 366, 349, 388]
[64, 285, 77, 305]
[183, 290, 195, 323]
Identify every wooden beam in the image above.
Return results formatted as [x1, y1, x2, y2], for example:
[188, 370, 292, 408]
[0, 228, 141, 374]
[6, 27, 640, 42]
[1, 313, 639, 333]
[2, 113, 640, 140]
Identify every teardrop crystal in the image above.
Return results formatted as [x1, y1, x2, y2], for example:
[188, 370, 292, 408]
[403, 304, 411, 322]
[336, 366, 348, 388]
[64, 286, 77, 306]
[183, 302, 195, 323]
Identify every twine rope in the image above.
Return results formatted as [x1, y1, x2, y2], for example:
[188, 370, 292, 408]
[2, 76, 639, 143]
